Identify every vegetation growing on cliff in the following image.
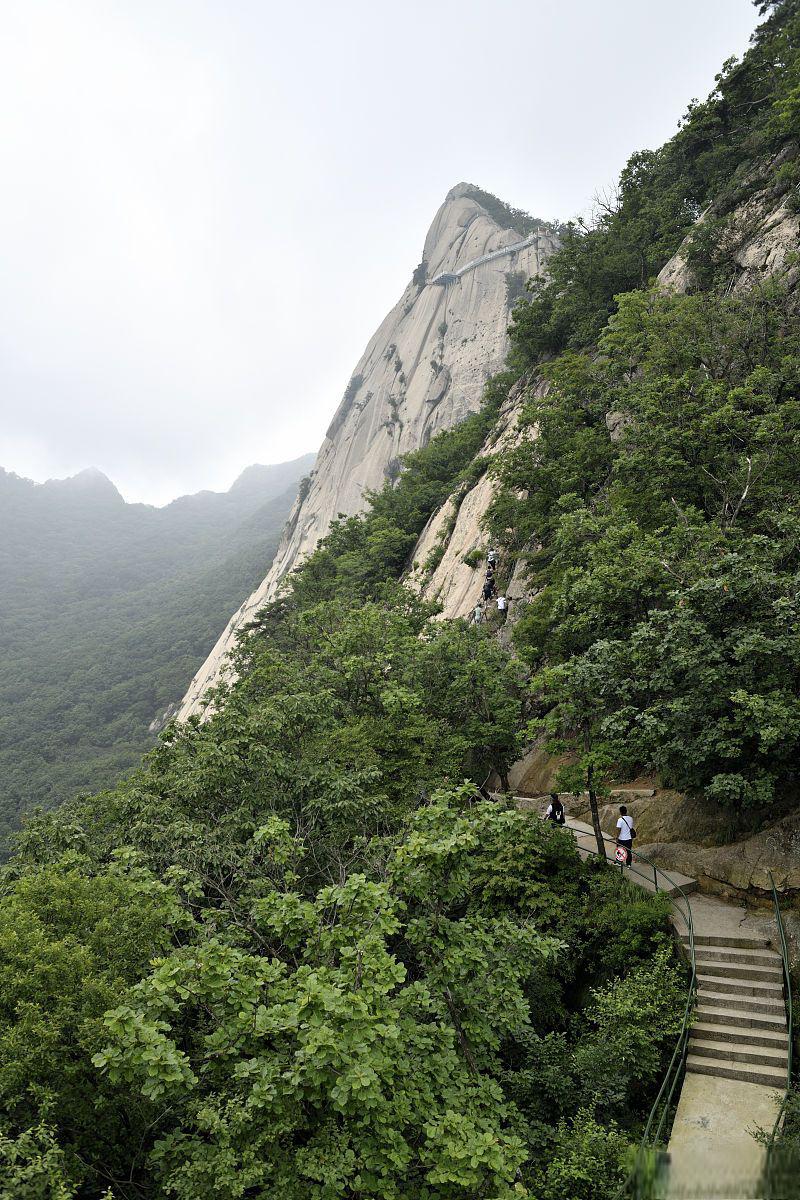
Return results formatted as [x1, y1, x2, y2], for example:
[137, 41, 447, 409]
[281, 372, 512, 613]
[509, 0, 800, 358]
[459, 185, 565, 240]
[493, 278, 800, 821]
[486, 0, 800, 825]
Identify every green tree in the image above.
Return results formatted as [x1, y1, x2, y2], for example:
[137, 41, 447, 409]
[0, 854, 188, 1193]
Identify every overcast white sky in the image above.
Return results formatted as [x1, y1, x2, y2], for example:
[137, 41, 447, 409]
[0, 0, 758, 505]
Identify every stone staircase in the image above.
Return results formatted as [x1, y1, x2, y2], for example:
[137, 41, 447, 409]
[682, 932, 789, 1091]
[525, 801, 790, 1197]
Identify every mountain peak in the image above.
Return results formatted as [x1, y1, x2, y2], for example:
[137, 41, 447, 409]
[177, 184, 561, 720]
[0, 464, 125, 502]
[58, 467, 123, 500]
[441, 183, 546, 238]
[445, 182, 482, 202]
[227, 454, 316, 498]
[71, 466, 112, 483]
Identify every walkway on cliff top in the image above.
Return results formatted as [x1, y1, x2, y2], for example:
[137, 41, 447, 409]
[429, 232, 540, 285]
[522, 805, 788, 1198]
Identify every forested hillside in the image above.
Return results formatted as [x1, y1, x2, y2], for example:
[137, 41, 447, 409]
[1, 1, 798, 1196]
[3, 428, 688, 1197]
[482, 0, 800, 837]
[0, 455, 313, 846]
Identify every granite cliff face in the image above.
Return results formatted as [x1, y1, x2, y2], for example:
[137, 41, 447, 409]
[406, 376, 538, 630]
[407, 180, 800, 632]
[658, 166, 800, 296]
[177, 185, 558, 718]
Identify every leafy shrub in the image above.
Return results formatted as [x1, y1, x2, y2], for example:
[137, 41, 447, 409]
[0, 1121, 81, 1199]
[531, 1110, 630, 1200]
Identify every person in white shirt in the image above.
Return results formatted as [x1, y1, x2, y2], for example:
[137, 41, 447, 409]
[616, 805, 635, 865]
[496, 594, 508, 613]
[544, 793, 565, 825]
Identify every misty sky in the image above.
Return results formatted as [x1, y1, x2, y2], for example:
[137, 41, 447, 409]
[0, 0, 759, 505]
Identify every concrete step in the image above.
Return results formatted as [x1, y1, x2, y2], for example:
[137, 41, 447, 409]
[697, 988, 786, 1017]
[688, 1034, 788, 1068]
[691, 1020, 789, 1049]
[694, 958, 784, 983]
[686, 1051, 787, 1089]
[695, 1003, 787, 1033]
[694, 945, 783, 968]
[697, 973, 784, 999]
[681, 932, 772, 951]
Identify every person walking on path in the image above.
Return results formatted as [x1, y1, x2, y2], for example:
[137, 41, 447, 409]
[471, 602, 483, 625]
[496, 593, 508, 615]
[482, 577, 496, 601]
[616, 805, 635, 866]
[545, 793, 565, 825]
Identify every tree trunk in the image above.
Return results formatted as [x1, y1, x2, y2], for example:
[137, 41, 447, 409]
[586, 762, 606, 860]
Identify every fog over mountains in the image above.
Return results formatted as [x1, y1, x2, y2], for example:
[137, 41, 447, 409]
[0, 453, 313, 846]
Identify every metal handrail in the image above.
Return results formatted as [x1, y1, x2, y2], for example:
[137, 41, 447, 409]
[560, 820, 697, 1198]
[769, 871, 793, 1090]
[764, 871, 793, 1179]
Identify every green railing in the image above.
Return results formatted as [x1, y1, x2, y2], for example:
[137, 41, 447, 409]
[563, 822, 697, 1199]
[770, 870, 793, 1092]
[762, 871, 793, 1192]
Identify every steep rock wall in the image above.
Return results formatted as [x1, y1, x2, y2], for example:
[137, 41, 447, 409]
[658, 174, 800, 294]
[404, 184, 800, 636]
[406, 378, 540, 626]
[177, 185, 558, 718]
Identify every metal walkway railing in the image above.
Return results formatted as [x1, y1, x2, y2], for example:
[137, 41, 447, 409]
[762, 871, 794, 1194]
[429, 233, 539, 285]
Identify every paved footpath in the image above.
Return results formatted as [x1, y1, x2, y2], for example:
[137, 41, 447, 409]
[552, 814, 788, 1198]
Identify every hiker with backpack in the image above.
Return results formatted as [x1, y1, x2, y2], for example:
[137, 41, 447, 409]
[545, 792, 566, 825]
[615, 805, 636, 866]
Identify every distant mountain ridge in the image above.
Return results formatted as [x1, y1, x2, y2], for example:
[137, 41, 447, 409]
[1, 457, 312, 508]
[0, 452, 314, 847]
[1, 465, 125, 503]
